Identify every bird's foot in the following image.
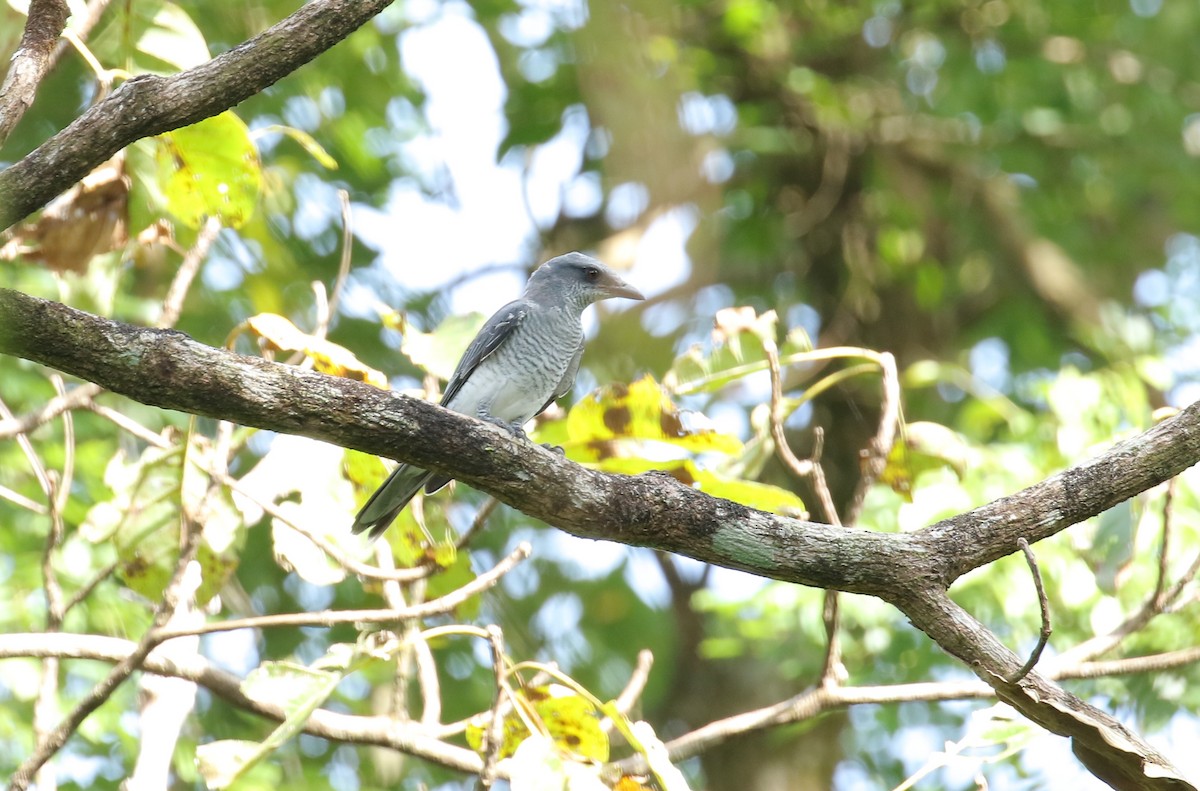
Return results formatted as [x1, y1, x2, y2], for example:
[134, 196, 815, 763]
[482, 415, 529, 440]
[541, 443, 566, 456]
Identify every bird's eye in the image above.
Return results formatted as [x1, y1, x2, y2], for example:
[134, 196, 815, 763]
[585, 267, 600, 281]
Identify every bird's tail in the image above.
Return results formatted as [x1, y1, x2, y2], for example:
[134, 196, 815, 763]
[351, 463, 434, 540]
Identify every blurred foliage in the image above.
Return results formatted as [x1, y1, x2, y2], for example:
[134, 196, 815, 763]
[2, 0, 1200, 789]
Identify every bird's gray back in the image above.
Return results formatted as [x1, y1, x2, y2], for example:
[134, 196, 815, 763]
[445, 305, 584, 425]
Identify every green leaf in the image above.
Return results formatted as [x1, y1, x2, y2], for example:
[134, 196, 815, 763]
[663, 309, 813, 395]
[155, 111, 262, 229]
[399, 312, 487, 381]
[199, 659, 348, 788]
[879, 421, 972, 500]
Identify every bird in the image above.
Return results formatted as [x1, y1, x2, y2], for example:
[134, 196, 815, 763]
[351, 252, 645, 539]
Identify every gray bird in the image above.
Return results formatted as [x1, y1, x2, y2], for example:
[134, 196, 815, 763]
[352, 252, 644, 539]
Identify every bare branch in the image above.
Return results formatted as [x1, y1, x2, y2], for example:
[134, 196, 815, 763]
[157, 216, 221, 329]
[1007, 538, 1052, 683]
[0, 632, 486, 774]
[151, 543, 531, 642]
[1, 287, 1199, 787]
[479, 625, 508, 789]
[0, 0, 397, 231]
[0, 0, 70, 147]
[8, 514, 203, 790]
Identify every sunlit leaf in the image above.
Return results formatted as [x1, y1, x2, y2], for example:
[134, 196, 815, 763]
[200, 659, 346, 788]
[399, 312, 487, 382]
[879, 421, 971, 499]
[564, 375, 743, 459]
[155, 112, 262, 229]
[234, 313, 387, 387]
[466, 684, 609, 762]
[663, 306, 813, 395]
[598, 457, 806, 516]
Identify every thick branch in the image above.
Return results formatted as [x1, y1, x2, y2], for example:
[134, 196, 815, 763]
[2, 287, 1199, 789]
[0, 0, 395, 231]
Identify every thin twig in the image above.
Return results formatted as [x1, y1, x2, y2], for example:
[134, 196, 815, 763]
[157, 216, 220, 329]
[325, 189, 354, 323]
[8, 515, 203, 791]
[457, 497, 501, 549]
[0, 385, 100, 440]
[61, 560, 121, 614]
[48, 0, 111, 70]
[612, 649, 654, 717]
[1007, 538, 1052, 683]
[4, 631, 1200, 781]
[765, 346, 848, 685]
[1153, 477, 1177, 609]
[1047, 480, 1200, 670]
[151, 543, 531, 641]
[845, 351, 900, 526]
[222, 471, 435, 583]
[479, 625, 508, 789]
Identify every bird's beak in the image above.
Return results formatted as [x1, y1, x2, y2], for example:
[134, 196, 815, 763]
[597, 273, 645, 301]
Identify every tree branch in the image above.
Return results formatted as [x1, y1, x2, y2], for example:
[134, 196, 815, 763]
[0, 0, 70, 148]
[0, 0, 396, 231]
[1, 287, 1198, 789]
[0, 632, 485, 774]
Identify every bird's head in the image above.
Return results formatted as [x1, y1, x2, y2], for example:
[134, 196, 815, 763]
[524, 252, 645, 310]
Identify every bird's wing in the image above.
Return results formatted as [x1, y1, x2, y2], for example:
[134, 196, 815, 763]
[440, 300, 529, 406]
[536, 337, 584, 416]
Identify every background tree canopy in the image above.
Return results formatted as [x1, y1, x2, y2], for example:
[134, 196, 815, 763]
[2, 0, 1199, 789]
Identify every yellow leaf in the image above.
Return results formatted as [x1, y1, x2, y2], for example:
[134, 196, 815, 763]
[235, 313, 387, 387]
[565, 375, 743, 459]
[597, 458, 805, 516]
[466, 685, 609, 762]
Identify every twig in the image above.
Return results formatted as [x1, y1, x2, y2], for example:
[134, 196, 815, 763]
[4, 630, 1200, 782]
[151, 543, 532, 641]
[1153, 477, 1177, 609]
[765, 346, 847, 685]
[61, 560, 121, 614]
[0, 631, 487, 774]
[0, 0, 70, 147]
[49, 375, 73, 515]
[86, 401, 172, 447]
[223, 471, 434, 583]
[0, 384, 99, 440]
[0, 482, 48, 513]
[157, 216, 220, 328]
[8, 514, 203, 791]
[325, 189, 354, 323]
[48, 0, 111, 71]
[612, 649, 654, 717]
[457, 497, 501, 549]
[845, 351, 900, 526]
[787, 130, 850, 236]
[479, 625, 508, 789]
[1046, 480, 1200, 671]
[1007, 539, 1052, 683]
